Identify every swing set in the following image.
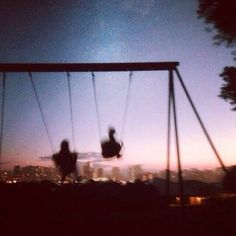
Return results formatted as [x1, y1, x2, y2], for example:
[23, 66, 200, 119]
[0, 62, 228, 206]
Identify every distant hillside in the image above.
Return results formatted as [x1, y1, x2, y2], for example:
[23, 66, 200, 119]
[150, 177, 222, 196]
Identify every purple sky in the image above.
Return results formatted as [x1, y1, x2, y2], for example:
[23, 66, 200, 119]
[0, 0, 235, 170]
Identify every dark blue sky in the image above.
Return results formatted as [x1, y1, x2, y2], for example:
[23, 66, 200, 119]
[0, 0, 235, 170]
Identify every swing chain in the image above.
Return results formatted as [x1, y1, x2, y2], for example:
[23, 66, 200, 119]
[67, 71, 70, 79]
[66, 71, 75, 151]
[120, 71, 133, 140]
[28, 72, 54, 154]
[129, 71, 133, 82]
[92, 72, 102, 141]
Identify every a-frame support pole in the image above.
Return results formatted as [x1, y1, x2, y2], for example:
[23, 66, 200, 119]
[0, 73, 6, 171]
[166, 70, 185, 207]
[166, 71, 172, 203]
[174, 68, 227, 173]
[170, 70, 185, 207]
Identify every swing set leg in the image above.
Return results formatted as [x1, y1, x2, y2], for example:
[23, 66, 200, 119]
[166, 70, 185, 208]
[166, 67, 228, 211]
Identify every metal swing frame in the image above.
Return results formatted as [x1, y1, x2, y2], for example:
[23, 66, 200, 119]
[0, 62, 227, 207]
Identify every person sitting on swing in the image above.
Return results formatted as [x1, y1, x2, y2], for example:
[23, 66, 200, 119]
[52, 139, 79, 183]
[101, 127, 123, 159]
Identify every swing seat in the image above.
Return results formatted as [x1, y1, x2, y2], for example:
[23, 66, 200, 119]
[101, 140, 122, 158]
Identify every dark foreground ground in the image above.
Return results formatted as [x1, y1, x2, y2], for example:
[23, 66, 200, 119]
[1, 181, 236, 236]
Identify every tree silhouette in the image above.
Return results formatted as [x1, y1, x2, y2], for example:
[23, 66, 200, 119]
[197, 0, 236, 110]
[222, 165, 236, 192]
[198, 0, 236, 47]
[219, 67, 236, 110]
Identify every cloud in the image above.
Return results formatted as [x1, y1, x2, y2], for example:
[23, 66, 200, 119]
[38, 152, 127, 168]
[39, 152, 102, 162]
[78, 152, 101, 160]
[39, 155, 52, 161]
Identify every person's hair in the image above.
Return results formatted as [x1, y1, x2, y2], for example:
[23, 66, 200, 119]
[60, 139, 69, 152]
[108, 127, 115, 138]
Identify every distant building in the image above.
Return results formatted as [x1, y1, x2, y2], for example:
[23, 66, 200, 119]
[128, 165, 143, 182]
[20, 165, 59, 182]
[111, 167, 121, 181]
[141, 172, 155, 181]
[21, 166, 36, 181]
[13, 165, 21, 179]
[94, 167, 103, 179]
[81, 162, 94, 179]
[0, 170, 13, 182]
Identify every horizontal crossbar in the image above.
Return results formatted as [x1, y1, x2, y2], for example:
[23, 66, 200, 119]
[0, 62, 179, 72]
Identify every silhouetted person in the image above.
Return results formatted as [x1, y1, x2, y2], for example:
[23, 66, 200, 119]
[101, 127, 123, 159]
[52, 139, 78, 183]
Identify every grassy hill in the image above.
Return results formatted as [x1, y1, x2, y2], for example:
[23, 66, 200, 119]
[1, 181, 236, 235]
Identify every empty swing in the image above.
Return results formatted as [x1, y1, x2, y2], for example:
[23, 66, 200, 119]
[91, 71, 133, 159]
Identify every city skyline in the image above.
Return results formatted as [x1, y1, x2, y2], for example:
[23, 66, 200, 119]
[0, 162, 225, 184]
